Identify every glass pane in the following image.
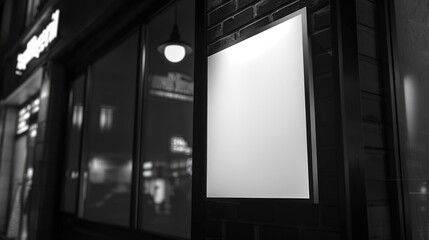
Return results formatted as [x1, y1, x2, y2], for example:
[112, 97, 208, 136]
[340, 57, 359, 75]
[139, 0, 194, 238]
[392, 0, 429, 239]
[81, 32, 138, 226]
[7, 135, 27, 238]
[61, 76, 85, 213]
[21, 123, 37, 240]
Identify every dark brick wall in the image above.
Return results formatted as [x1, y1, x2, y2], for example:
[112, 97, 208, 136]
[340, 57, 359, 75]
[205, 0, 344, 239]
[356, 0, 394, 239]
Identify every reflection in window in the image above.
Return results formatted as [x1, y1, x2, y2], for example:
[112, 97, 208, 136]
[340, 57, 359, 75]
[139, 0, 194, 238]
[171, 136, 192, 155]
[72, 104, 83, 128]
[392, 0, 429, 239]
[16, 98, 39, 135]
[31, 98, 40, 113]
[61, 76, 85, 213]
[29, 124, 37, 138]
[16, 108, 30, 135]
[99, 106, 114, 131]
[10, 96, 39, 240]
[80, 32, 138, 226]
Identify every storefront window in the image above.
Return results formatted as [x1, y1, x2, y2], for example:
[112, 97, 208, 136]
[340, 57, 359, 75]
[61, 76, 85, 213]
[80, 32, 138, 226]
[392, 0, 429, 239]
[139, 0, 194, 237]
[7, 98, 39, 240]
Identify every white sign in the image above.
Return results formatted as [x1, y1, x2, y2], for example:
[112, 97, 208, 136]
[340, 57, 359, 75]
[207, 9, 314, 199]
[16, 9, 60, 72]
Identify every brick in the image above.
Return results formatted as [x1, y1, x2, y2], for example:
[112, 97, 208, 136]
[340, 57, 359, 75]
[259, 226, 299, 240]
[239, 16, 270, 38]
[312, 29, 331, 53]
[256, 0, 296, 17]
[362, 123, 385, 149]
[361, 93, 384, 123]
[208, 24, 223, 43]
[272, 1, 301, 21]
[223, 7, 254, 34]
[357, 26, 379, 59]
[308, 0, 330, 11]
[207, 0, 225, 12]
[359, 58, 381, 94]
[208, 34, 236, 55]
[357, 0, 376, 29]
[238, 0, 256, 9]
[311, 6, 331, 32]
[208, 1, 237, 26]
[301, 230, 341, 240]
[225, 222, 254, 240]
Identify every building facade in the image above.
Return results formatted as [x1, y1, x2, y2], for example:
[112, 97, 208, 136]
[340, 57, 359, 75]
[0, 0, 427, 240]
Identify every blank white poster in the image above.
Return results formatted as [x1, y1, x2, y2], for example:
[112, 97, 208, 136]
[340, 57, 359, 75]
[207, 12, 310, 199]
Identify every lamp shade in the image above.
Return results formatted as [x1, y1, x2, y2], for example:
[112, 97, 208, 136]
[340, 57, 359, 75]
[157, 24, 192, 63]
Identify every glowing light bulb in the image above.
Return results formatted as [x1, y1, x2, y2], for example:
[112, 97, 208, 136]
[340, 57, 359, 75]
[164, 44, 186, 63]
[27, 168, 34, 179]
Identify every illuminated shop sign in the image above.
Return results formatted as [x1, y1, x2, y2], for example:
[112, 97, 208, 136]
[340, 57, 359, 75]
[150, 72, 193, 101]
[16, 9, 60, 73]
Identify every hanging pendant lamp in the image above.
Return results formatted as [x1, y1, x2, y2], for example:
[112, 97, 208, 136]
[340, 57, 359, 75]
[157, 2, 192, 63]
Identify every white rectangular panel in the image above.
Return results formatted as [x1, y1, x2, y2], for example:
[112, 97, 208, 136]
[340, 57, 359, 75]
[207, 10, 311, 199]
